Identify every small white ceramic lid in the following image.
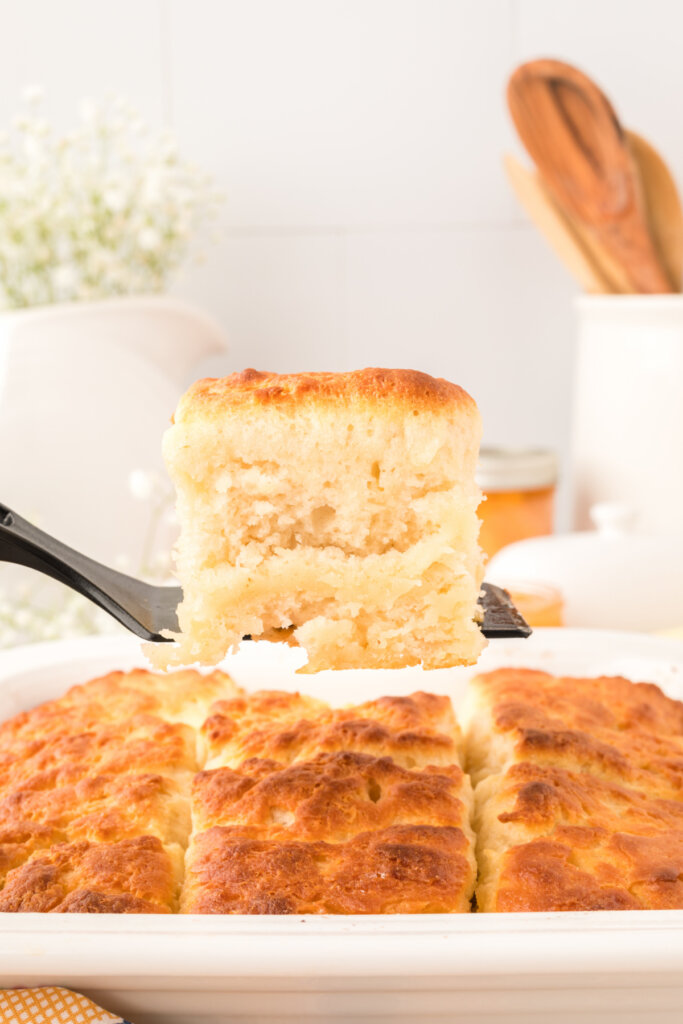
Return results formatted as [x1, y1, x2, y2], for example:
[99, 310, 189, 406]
[486, 503, 683, 632]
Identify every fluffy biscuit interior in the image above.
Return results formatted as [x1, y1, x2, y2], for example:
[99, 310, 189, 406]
[152, 370, 485, 672]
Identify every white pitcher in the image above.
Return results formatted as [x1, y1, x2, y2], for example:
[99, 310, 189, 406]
[0, 295, 228, 568]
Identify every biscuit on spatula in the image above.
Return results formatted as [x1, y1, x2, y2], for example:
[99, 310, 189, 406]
[152, 367, 485, 672]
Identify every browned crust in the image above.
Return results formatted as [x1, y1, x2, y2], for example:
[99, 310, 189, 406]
[0, 717, 197, 800]
[0, 666, 233, 757]
[0, 836, 175, 913]
[495, 762, 683, 831]
[182, 824, 471, 914]
[474, 667, 683, 791]
[491, 761, 683, 910]
[186, 697, 473, 914]
[0, 771, 184, 847]
[201, 689, 460, 771]
[478, 668, 683, 738]
[0, 822, 64, 883]
[8, 662, 683, 914]
[173, 367, 478, 423]
[192, 751, 467, 838]
[495, 829, 683, 911]
[473, 668, 683, 911]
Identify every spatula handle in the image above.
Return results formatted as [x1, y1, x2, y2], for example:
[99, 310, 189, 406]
[0, 503, 155, 636]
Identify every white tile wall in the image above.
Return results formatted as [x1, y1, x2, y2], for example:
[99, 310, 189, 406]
[2, 0, 681, 525]
[343, 226, 576, 453]
[0, 0, 166, 128]
[168, 0, 517, 227]
[179, 231, 348, 372]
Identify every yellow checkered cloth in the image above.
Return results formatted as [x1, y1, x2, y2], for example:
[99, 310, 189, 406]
[0, 987, 128, 1023]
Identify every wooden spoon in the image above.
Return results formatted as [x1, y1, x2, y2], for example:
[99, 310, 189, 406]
[564, 198, 633, 293]
[627, 130, 683, 291]
[507, 59, 672, 294]
[504, 153, 612, 292]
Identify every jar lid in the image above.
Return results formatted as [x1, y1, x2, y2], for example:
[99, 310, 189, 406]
[476, 447, 558, 492]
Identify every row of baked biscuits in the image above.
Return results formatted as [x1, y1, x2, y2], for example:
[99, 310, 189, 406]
[0, 671, 475, 913]
[3, 666, 683, 912]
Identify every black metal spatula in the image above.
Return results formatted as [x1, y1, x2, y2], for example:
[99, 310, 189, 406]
[0, 502, 531, 644]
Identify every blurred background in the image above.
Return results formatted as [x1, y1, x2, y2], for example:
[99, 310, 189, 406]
[5, 0, 674, 476]
[2, 0, 683, 642]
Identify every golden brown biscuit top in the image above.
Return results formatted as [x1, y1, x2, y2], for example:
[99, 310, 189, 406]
[173, 367, 478, 422]
[192, 751, 467, 840]
[185, 694, 475, 916]
[477, 668, 683, 735]
[0, 716, 198, 797]
[8, 661, 683, 915]
[0, 668, 237, 753]
[494, 828, 683, 912]
[471, 668, 683, 793]
[0, 821, 63, 884]
[0, 770, 188, 847]
[472, 667, 683, 912]
[182, 823, 471, 915]
[490, 761, 683, 834]
[0, 668, 232, 910]
[0, 836, 175, 914]
[57, 667, 239, 728]
[201, 689, 462, 771]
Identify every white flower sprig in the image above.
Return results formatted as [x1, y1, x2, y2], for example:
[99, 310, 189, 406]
[0, 87, 221, 308]
[0, 584, 120, 647]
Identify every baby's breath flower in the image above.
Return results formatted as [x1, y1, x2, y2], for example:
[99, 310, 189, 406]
[138, 226, 161, 251]
[52, 263, 77, 293]
[103, 186, 127, 212]
[0, 90, 220, 309]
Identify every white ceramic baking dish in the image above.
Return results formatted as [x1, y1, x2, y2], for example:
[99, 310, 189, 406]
[1, 629, 683, 1024]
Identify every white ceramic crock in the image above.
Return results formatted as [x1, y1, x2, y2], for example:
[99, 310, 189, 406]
[573, 295, 683, 534]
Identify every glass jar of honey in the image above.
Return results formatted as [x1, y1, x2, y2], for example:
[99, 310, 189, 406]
[476, 448, 558, 561]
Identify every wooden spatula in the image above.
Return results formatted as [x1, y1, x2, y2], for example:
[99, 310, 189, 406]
[504, 153, 611, 292]
[504, 153, 613, 292]
[627, 130, 683, 291]
[507, 59, 673, 294]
